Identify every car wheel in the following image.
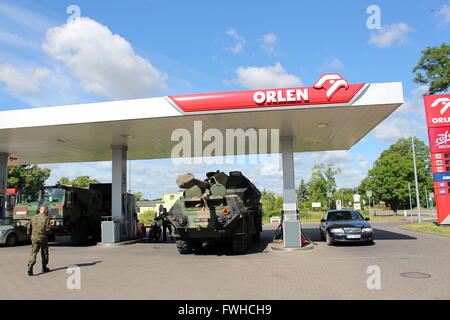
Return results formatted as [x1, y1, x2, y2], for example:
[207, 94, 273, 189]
[367, 239, 374, 246]
[6, 233, 18, 247]
[325, 232, 334, 246]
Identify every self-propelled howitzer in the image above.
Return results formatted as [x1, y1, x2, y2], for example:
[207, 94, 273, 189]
[168, 171, 263, 254]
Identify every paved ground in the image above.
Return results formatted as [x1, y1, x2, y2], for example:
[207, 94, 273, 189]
[0, 220, 449, 300]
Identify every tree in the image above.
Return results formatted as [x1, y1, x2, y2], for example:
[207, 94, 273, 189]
[306, 163, 341, 207]
[57, 175, 100, 187]
[134, 192, 145, 201]
[7, 165, 51, 188]
[260, 190, 283, 219]
[296, 179, 308, 208]
[413, 43, 450, 95]
[358, 137, 433, 212]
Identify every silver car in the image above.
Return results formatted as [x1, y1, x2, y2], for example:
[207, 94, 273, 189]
[0, 218, 30, 246]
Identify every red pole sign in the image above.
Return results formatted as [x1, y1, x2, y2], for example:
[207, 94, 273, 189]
[424, 93, 450, 225]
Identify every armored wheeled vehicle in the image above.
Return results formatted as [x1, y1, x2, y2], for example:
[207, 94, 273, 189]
[168, 171, 263, 254]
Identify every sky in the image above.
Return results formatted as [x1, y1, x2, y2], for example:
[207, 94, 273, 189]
[0, 0, 449, 199]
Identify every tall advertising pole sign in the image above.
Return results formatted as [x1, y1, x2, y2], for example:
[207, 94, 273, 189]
[424, 94, 450, 225]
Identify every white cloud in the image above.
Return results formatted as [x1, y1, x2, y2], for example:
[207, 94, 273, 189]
[368, 22, 413, 48]
[225, 29, 245, 54]
[372, 86, 429, 142]
[235, 62, 302, 89]
[373, 117, 414, 141]
[0, 29, 37, 48]
[0, 64, 50, 95]
[42, 17, 167, 100]
[395, 85, 428, 117]
[437, 2, 450, 23]
[317, 58, 345, 71]
[261, 32, 278, 54]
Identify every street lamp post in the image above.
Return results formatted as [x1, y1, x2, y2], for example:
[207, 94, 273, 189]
[411, 136, 422, 223]
[326, 191, 332, 210]
[366, 190, 372, 218]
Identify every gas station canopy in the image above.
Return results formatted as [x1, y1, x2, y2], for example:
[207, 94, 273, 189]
[0, 74, 403, 165]
[0, 73, 405, 246]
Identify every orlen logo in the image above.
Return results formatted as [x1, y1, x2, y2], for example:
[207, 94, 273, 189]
[313, 73, 349, 99]
[252, 73, 350, 104]
[431, 97, 450, 115]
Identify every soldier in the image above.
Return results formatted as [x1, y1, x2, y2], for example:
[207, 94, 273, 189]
[27, 205, 51, 276]
[155, 205, 173, 242]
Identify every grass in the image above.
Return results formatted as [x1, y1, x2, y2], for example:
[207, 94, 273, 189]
[262, 209, 408, 224]
[400, 222, 450, 236]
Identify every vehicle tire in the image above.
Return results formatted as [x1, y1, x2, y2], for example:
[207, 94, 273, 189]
[367, 239, 374, 246]
[176, 239, 193, 254]
[48, 234, 56, 242]
[325, 232, 334, 246]
[6, 233, 18, 246]
[232, 235, 248, 254]
[320, 230, 325, 241]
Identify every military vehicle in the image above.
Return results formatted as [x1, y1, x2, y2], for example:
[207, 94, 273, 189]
[12, 184, 111, 245]
[167, 171, 262, 254]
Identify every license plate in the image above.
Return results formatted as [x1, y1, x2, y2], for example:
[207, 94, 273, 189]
[347, 234, 361, 239]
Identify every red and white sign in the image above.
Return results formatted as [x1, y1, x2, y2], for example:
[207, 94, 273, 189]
[424, 94, 450, 128]
[424, 93, 450, 225]
[428, 127, 450, 153]
[169, 73, 365, 113]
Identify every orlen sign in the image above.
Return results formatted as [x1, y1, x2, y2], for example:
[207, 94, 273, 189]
[169, 73, 365, 112]
[424, 94, 450, 127]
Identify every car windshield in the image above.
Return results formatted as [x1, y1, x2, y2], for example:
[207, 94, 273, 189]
[42, 188, 65, 204]
[327, 211, 364, 221]
[17, 187, 40, 204]
[16, 187, 65, 205]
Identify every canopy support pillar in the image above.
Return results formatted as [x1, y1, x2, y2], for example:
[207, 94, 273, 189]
[281, 136, 302, 248]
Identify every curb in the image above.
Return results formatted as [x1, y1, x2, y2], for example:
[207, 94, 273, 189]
[398, 225, 450, 239]
[96, 237, 147, 247]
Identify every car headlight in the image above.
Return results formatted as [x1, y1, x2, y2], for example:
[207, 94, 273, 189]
[330, 228, 344, 234]
[362, 228, 373, 233]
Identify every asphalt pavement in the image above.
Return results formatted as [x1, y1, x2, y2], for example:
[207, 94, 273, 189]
[0, 220, 449, 300]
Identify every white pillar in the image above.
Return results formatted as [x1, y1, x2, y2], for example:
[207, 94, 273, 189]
[281, 137, 302, 248]
[0, 153, 8, 218]
[111, 145, 127, 223]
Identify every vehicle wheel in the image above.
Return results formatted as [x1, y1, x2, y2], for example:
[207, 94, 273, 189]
[232, 235, 248, 254]
[48, 234, 56, 242]
[325, 232, 334, 246]
[320, 230, 325, 241]
[176, 239, 193, 254]
[367, 239, 374, 246]
[6, 233, 18, 246]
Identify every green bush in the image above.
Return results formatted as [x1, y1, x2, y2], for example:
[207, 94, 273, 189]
[138, 209, 155, 226]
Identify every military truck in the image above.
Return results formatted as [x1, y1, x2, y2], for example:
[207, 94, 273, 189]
[167, 171, 263, 254]
[12, 184, 110, 245]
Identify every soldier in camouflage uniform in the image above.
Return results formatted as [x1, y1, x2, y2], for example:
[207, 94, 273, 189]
[27, 205, 51, 276]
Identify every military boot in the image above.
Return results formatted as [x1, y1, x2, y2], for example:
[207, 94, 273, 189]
[27, 264, 33, 276]
[42, 265, 50, 273]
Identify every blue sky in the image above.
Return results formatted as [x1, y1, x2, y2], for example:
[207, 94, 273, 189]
[0, 0, 449, 199]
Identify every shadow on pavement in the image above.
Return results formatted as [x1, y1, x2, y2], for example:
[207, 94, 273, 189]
[301, 226, 416, 247]
[34, 260, 102, 276]
[372, 228, 416, 240]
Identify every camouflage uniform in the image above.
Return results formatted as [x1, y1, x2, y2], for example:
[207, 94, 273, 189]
[27, 213, 51, 266]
